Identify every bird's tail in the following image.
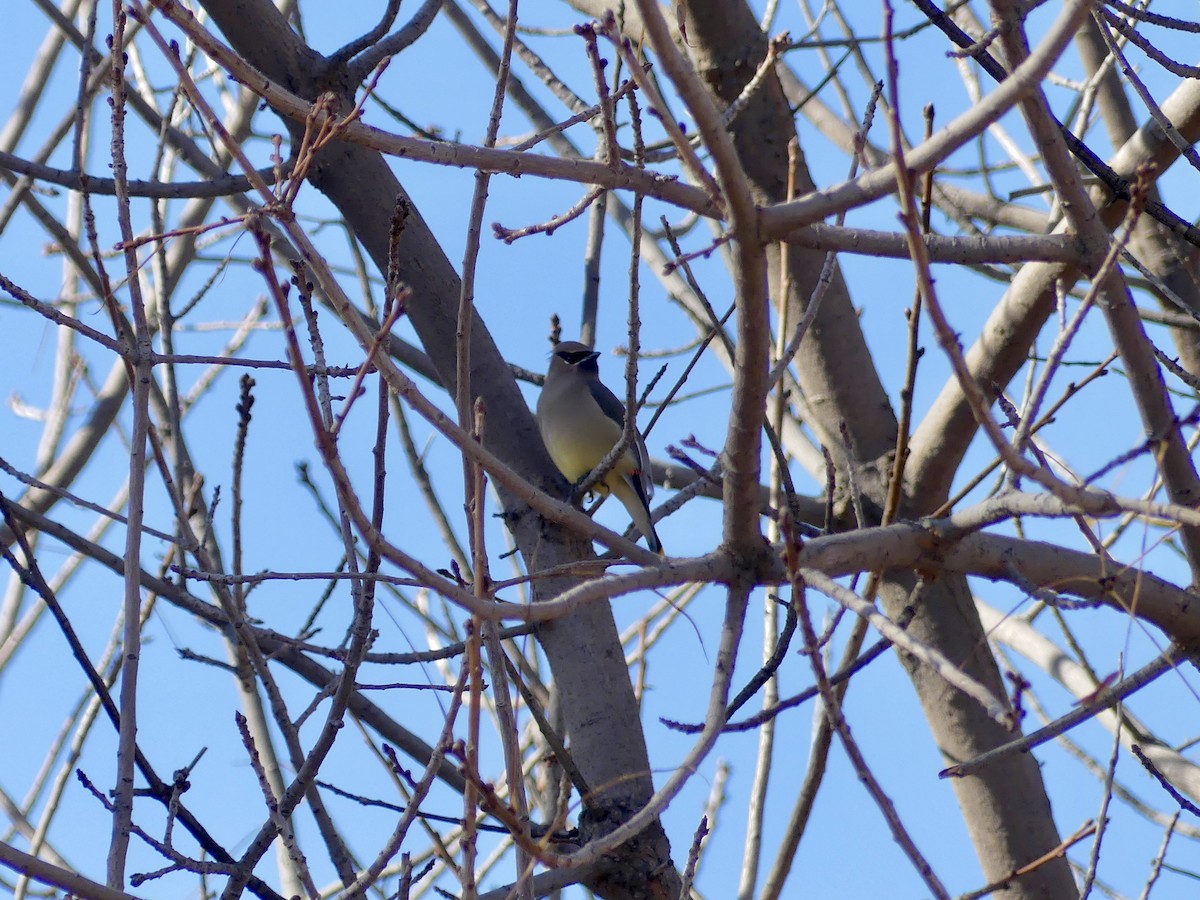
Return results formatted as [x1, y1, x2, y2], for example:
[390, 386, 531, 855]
[613, 473, 663, 555]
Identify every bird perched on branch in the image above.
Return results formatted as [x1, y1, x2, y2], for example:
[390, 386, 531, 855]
[536, 341, 663, 555]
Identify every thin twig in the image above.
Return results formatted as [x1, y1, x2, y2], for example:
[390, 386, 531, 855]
[943, 650, 1179, 779]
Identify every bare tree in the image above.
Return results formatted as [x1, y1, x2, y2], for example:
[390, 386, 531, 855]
[2, 0, 1200, 898]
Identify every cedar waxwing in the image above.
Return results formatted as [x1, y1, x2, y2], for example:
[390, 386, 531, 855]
[536, 341, 663, 554]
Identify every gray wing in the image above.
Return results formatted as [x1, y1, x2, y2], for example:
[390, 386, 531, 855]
[587, 379, 654, 501]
